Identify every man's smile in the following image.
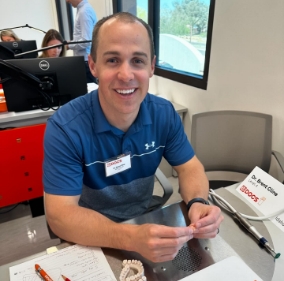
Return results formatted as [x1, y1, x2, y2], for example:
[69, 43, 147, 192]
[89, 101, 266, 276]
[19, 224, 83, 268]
[115, 88, 137, 95]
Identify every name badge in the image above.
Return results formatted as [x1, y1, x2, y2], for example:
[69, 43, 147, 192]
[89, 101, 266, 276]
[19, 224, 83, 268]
[105, 153, 131, 177]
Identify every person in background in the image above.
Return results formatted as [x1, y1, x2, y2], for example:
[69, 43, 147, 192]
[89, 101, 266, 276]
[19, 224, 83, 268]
[0, 29, 20, 42]
[39, 29, 66, 58]
[66, 0, 97, 83]
[44, 12, 223, 263]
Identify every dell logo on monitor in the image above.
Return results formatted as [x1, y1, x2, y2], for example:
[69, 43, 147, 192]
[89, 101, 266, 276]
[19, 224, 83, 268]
[39, 60, 50, 71]
[12, 42, 18, 48]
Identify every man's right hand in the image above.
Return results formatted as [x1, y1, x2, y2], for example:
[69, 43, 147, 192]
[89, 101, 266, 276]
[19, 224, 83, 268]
[130, 224, 194, 262]
[45, 194, 193, 263]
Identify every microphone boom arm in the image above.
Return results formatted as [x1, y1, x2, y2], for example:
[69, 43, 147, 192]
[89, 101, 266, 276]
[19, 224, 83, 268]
[0, 24, 46, 34]
[14, 40, 92, 58]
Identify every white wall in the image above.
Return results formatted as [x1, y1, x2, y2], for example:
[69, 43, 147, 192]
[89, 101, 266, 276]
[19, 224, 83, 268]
[0, 0, 58, 49]
[149, 0, 284, 158]
[88, 0, 113, 20]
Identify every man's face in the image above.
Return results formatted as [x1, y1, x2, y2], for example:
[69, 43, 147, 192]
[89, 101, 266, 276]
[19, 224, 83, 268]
[65, 0, 79, 8]
[89, 19, 156, 121]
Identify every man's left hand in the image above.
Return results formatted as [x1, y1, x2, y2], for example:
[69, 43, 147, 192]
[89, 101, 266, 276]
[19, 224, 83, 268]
[188, 203, 223, 239]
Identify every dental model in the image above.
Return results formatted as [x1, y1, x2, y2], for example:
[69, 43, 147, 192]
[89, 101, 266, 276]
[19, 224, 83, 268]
[119, 259, 147, 281]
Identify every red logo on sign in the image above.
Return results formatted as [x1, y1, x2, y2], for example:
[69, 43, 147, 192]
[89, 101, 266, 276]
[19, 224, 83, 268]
[107, 159, 122, 167]
[240, 185, 259, 202]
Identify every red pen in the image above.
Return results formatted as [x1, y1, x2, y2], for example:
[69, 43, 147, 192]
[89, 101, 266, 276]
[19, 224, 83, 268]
[61, 274, 71, 281]
[35, 264, 53, 281]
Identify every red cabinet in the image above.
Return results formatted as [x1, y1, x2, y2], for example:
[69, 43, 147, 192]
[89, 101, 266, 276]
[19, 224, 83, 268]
[0, 123, 46, 207]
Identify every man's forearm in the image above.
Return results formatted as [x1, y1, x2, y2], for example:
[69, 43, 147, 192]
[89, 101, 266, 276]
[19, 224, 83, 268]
[174, 157, 209, 203]
[179, 169, 209, 202]
[45, 197, 137, 251]
[174, 157, 223, 239]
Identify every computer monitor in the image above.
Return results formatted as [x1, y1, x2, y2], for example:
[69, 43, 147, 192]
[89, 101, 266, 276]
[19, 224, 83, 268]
[1, 56, 88, 112]
[0, 40, 37, 60]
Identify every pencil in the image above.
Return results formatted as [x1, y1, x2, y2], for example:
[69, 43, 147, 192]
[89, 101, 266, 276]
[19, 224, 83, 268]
[61, 274, 71, 281]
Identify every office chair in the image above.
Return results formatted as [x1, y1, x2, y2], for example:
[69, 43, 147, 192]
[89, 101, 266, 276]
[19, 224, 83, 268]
[191, 110, 284, 190]
[47, 167, 173, 239]
[147, 167, 173, 212]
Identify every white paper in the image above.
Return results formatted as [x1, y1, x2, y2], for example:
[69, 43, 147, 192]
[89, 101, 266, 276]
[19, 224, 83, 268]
[178, 256, 263, 281]
[9, 244, 116, 281]
[235, 166, 284, 233]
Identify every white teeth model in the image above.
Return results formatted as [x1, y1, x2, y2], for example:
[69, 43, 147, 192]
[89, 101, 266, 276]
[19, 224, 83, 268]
[117, 89, 135, 94]
[119, 259, 146, 281]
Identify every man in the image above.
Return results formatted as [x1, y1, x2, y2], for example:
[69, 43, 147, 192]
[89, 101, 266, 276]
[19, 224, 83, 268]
[44, 12, 223, 263]
[66, 0, 97, 83]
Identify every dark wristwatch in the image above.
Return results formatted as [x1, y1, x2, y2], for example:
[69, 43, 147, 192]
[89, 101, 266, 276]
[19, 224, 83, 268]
[186, 197, 209, 211]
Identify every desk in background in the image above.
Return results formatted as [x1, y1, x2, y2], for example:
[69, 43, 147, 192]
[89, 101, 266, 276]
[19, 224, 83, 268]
[0, 184, 282, 281]
[0, 110, 54, 215]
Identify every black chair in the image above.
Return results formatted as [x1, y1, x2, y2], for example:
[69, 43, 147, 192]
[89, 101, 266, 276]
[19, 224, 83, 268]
[191, 110, 284, 189]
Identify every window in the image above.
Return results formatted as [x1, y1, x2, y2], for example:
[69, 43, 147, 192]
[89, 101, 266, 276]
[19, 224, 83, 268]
[113, 0, 215, 90]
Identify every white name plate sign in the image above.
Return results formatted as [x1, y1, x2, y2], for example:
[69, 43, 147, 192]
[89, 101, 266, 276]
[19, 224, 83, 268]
[236, 166, 284, 233]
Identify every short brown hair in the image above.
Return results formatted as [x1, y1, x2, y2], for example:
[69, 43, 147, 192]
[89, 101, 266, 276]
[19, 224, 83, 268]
[90, 12, 155, 62]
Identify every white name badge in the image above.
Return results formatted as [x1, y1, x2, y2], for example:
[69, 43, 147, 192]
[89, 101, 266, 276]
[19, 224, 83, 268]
[105, 154, 131, 177]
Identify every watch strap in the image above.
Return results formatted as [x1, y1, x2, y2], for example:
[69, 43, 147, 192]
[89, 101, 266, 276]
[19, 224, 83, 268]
[187, 197, 209, 211]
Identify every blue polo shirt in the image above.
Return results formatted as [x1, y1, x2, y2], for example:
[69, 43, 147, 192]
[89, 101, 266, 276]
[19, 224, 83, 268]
[43, 90, 194, 221]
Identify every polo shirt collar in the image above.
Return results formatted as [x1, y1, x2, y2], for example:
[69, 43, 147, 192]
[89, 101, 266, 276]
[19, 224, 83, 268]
[91, 90, 152, 135]
[127, 97, 152, 136]
[77, 0, 87, 9]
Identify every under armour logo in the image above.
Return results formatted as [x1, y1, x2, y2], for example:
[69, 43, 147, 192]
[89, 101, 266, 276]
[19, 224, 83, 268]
[145, 141, 155, 150]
